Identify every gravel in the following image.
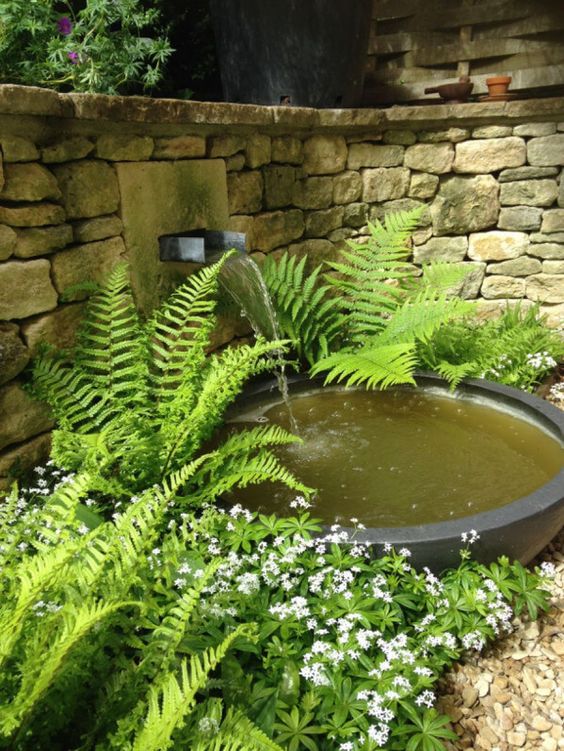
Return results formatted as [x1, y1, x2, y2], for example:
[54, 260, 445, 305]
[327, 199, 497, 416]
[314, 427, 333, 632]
[436, 384, 563, 750]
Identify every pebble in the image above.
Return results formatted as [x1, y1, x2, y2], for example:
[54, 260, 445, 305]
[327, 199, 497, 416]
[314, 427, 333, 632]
[437, 527, 564, 751]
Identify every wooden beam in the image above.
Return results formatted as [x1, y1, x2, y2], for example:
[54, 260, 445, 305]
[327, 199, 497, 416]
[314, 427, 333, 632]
[474, 13, 564, 39]
[369, 31, 456, 56]
[411, 38, 559, 67]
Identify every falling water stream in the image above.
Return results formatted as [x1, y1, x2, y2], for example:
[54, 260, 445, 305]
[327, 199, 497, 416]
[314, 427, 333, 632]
[218, 254, 298, 432]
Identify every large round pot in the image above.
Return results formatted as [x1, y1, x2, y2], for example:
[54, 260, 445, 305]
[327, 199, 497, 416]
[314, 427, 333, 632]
[231, 373, 564, 571]
[208, 0, 372, 107]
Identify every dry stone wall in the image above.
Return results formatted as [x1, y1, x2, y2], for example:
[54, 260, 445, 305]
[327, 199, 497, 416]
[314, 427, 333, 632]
[0, 86, 563, 485]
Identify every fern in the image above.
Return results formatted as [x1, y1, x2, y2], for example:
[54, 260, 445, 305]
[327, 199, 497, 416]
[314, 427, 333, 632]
[311, 343, 418, 390]
[31, 261, 308, 505]
[194, 706, 285, 751]
[262, 253, 343, 366]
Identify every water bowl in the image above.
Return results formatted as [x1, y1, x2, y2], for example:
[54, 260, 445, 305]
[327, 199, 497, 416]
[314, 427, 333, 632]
[226, 373, 564, 571]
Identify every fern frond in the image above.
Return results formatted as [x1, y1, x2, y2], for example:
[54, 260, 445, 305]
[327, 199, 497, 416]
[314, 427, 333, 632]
[130, 624, 255, 751]
[200, 707, 285, 751]
[311, 343, 418, 390]
[435, 360, 480, 389]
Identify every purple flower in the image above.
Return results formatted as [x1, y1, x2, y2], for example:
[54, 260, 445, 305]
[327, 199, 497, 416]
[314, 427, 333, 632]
[57, 17, 73, 35]
[67, 51, 79, 65]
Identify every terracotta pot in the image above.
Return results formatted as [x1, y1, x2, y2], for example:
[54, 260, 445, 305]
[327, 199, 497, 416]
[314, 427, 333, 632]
[486, 75, 512, 97]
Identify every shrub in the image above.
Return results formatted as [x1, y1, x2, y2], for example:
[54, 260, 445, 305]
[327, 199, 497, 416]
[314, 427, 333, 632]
[0, 0, 172, 94]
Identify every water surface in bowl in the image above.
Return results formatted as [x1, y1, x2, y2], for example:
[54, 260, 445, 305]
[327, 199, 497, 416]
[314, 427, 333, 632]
[227, 387, 563, 526]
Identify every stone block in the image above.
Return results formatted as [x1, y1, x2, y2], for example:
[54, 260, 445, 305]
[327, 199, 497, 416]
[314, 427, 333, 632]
[263, 166, 296, 209]
[527, 243, 564, 260]
[408, 172, 439, 199]
[526, 274, 564, 303]
[0, 432, 51, 482]
[500, 180, 558, 207]
[328, 227, 355, 242]
[0, 163, 61, 202]
[450, 261, 486, 299]
[530, 232, 564, 243]
[486, 257, 542, 276]
[226, 215, 254, 243]
[303, 135, 347, 175]
[474, 298, 533, 321]
[383, 130, 416, 145]
[559, 177, 564, 208]
[541, 209, 564, 233]
[252, 210, 304, 252]
[208, 135, 246, 158]
[543, 260, 564, 274]
[292, 177, 333, 209]
[0, 136, 39, 162]
[152, 135, 206, 159]
[227, 171, 263, 214]
[0, 322, 29, 384]
[513, 122, 556, 137]
[362, 167, 410, 202]
[72, 215, 123, 244]
[527, 134, 564, 166]
[53, 161, 119, 220]
[246, 134, 271, 168]
[95, 135, 154, 161]
[0, 259, 58, 319]
[14, 224, 73, 258]
[0, 202, 65, 227]
[41, 137, 95, 163]
[0, 224, 17, 260]
[281, 238, 337, 270]
[431, 175, 499, 235]
[0, 382, 53, 451]
[0, 150, 3, 192]
[371, 198, 431, 226]
[271, 136, 303, 165]
[343, 202, 367, 228]
[51, 236, 125, 300]
[226, 154, 245, 171]
[412, 226, 433, 245]
[472, 125, 513, 138]
[498, 166, 558, 182]
[333, 171, 362, 204]
[413, 236, 468, 263]
[540, 302, 564, 329]
[21, 302, 86, 355]
[481, 275, 526, 299]
[498, 206, 542, 232]
[468, 231, 528, 261]
[305, 206, 344, 238]
[454, 137, 526, 173]
[347, 143, 403, 169]
[418, 128, 469, 143]
[405, 143, 454, 174]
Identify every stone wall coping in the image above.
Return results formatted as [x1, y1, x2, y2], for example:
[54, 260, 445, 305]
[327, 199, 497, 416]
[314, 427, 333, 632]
[0, 85, 563, 134]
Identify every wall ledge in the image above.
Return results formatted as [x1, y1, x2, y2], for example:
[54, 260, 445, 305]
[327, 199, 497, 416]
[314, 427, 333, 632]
[0, 84, 563, 134]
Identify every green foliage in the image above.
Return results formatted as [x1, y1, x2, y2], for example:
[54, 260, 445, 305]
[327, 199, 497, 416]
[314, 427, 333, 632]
[419, 303, 564, 391]
[262, 253, 343, 367]
[31, 260, 311, 504]
[0, 0, 172, 94]
[0, 473, 277, 750]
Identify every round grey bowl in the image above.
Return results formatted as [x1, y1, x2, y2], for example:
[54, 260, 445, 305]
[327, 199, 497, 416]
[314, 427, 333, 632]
[233, 372, 564, 572]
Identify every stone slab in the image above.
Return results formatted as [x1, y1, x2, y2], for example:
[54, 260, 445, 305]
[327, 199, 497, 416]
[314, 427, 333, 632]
[405, 143, 454, 174]
[303, 135, 347, 175]
[95, 134, 154, 161]
[0, 322, 29, 385]
[116, 159, 229, 313]
[0, 202, 65, 227]
[498, 206, 543, 232]
[72, 215, 123, 244]
[541, 209, 564, 234]
[481, 275, 526, 299]
[527, 134, 564, 166]
[333, 172, 362, 205]
[431, 175, 499, 235]
[500, 180, 559, 208]
[152, 135, 206, 159]
[13, 224, 72, 258]
[498, 166, 559, 182]
[292, 177, 334, 210]
[53, 161, 119, 220]
[468, 231, 529, 261]
[227, 171, 263, 214]
[41, 137, 95, 163]
[413, 236, 468, 263]
[0, 382, 53, 452]
[362, 167, 410, 201]
[0, 163, 60, 202]
[0, 224, 17, 260]
[271, 136, 303, 165]
[526, 274, 564, 304]
[0, 136, 39, 162]
[252, 210, 304, 252]
[486, 257, 542, 276]
[454, 137, 526, 173]
[0, 259, 58, 319]
[22, 302, 86, 355]
[347, 143, 404, 169]
[51, 236, 125, 300]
